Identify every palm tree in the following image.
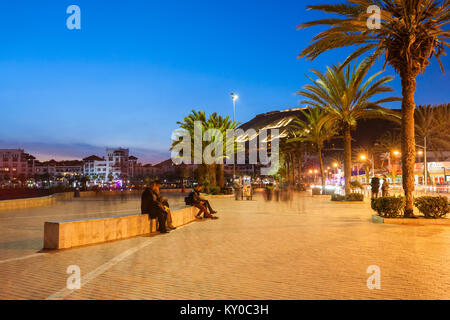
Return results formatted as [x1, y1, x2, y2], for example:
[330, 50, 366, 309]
[206, 113, 240, 188]
[297, 0, 449, 216]
[375, 131, 402, 182]
[171, 110, 239, 188]
[289, 107, 338, 193]
[353, 146, 375, 183]
[297, 59, 400, 194]
[415, 104, 450, 161]
[171, 110, 209, 183]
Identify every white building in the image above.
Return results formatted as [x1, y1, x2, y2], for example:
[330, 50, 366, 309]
[83, 148, 132, 183]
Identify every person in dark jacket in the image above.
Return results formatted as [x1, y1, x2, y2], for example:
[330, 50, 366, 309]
[189, 184, 218, 220]
[381, 175, 390, 197]
[141, 180, 169, 234]
[370, 176, 380, 199]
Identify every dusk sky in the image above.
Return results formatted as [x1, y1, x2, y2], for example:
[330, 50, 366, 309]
[1, 0, 448, 164]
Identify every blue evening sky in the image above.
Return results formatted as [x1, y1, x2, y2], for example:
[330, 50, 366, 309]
[0, 0, 448, 163]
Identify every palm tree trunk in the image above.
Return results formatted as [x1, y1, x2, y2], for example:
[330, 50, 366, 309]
[318, 146, 326, 194]
[290, 153, 295, 183]
[297, 153, 303, 183]
[209, 164, 217, 186]
[217, 164, 224, 188]
[400, 74, 417, 217]
[286, 157, 290, 183]
[343, 124, 352, 195]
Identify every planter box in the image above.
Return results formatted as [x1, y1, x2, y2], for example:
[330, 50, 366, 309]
[371, 215, 450, 226]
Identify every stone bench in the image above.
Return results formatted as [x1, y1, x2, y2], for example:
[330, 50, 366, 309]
[44, 206, 198, 250]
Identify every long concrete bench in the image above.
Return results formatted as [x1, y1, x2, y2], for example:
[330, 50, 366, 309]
[44, 206, 198, 250]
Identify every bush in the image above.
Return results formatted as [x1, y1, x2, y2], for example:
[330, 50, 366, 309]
[209, 186, 221, 195]
[350, 180, 363, 190]
[331, 194, 346, 201]
[371, 196, 405, 218]
[312, 187, 321, 195]
[345, 193, 364, 201]
[414, 196, 449, 218]
[221, 187, 233, 195]
[331, 193, 364, 201]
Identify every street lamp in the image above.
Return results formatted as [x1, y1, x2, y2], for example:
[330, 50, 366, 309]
[231, 93, 239, 186]
[416, 137, 428, 187]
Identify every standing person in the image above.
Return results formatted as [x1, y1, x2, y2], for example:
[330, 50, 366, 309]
[370, 176, 380, 199]
[190, 184, 219, 220]
[141, 180, 169, 234]
[381, 175, 390, 197]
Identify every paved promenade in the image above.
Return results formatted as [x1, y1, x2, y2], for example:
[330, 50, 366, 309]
[1, 192, 450, 299]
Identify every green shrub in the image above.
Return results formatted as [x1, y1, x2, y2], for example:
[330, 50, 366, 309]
[209, 186, 221, 195]
[345, 193, 364, 201]
[221, 187, 233, 195]
[371, 196, 405, 218]
[331, 193, 364, 201]
[414, 196, 449, 218]
[331, 194, 346, 201]
[312, 187, 321, 195]
[350, 180, 363, 190]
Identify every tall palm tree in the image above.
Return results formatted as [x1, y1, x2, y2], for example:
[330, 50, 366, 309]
[297, 0, 449, 216]
[171, 110, 239, 188]
[171, 110, 209, 183]
[297, 59, 400, 194]
[289, 107, 338, 193]
[206, 113, 239, 187]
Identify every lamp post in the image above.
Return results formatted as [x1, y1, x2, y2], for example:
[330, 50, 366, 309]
[231, 93, 238, 186]
[416, 136, 427, 187]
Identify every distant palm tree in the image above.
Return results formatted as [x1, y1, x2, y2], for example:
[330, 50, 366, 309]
[375, 131, 401, 184]
[289, 107, 338, 192]
[279, 139, 300, 184]
[206, 112, 239, 187]
[415, 104, 450, 161]
[171, 110, 239, 188]
[353, 146, 375, 183]
[296, 59, 400, 194]
[297, 0, 449, 216]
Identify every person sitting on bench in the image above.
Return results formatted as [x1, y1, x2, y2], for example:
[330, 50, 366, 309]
[160, 195, 176, 230]
[141, 180, 170, 234]
[187, 183, 218, 220]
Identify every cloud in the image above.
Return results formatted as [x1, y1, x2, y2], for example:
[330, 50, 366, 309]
[0, 140, 169, 165]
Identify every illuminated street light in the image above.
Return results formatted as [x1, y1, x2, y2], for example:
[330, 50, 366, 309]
[360, 155, 367, 161]
[393, 150, 400, 156]
[231, 93, 239, 186]
[333, 163, 338, 168]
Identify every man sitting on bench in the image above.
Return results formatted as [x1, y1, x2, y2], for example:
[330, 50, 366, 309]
[141, 180, 170, 234]
[187, 183, 218, 220]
